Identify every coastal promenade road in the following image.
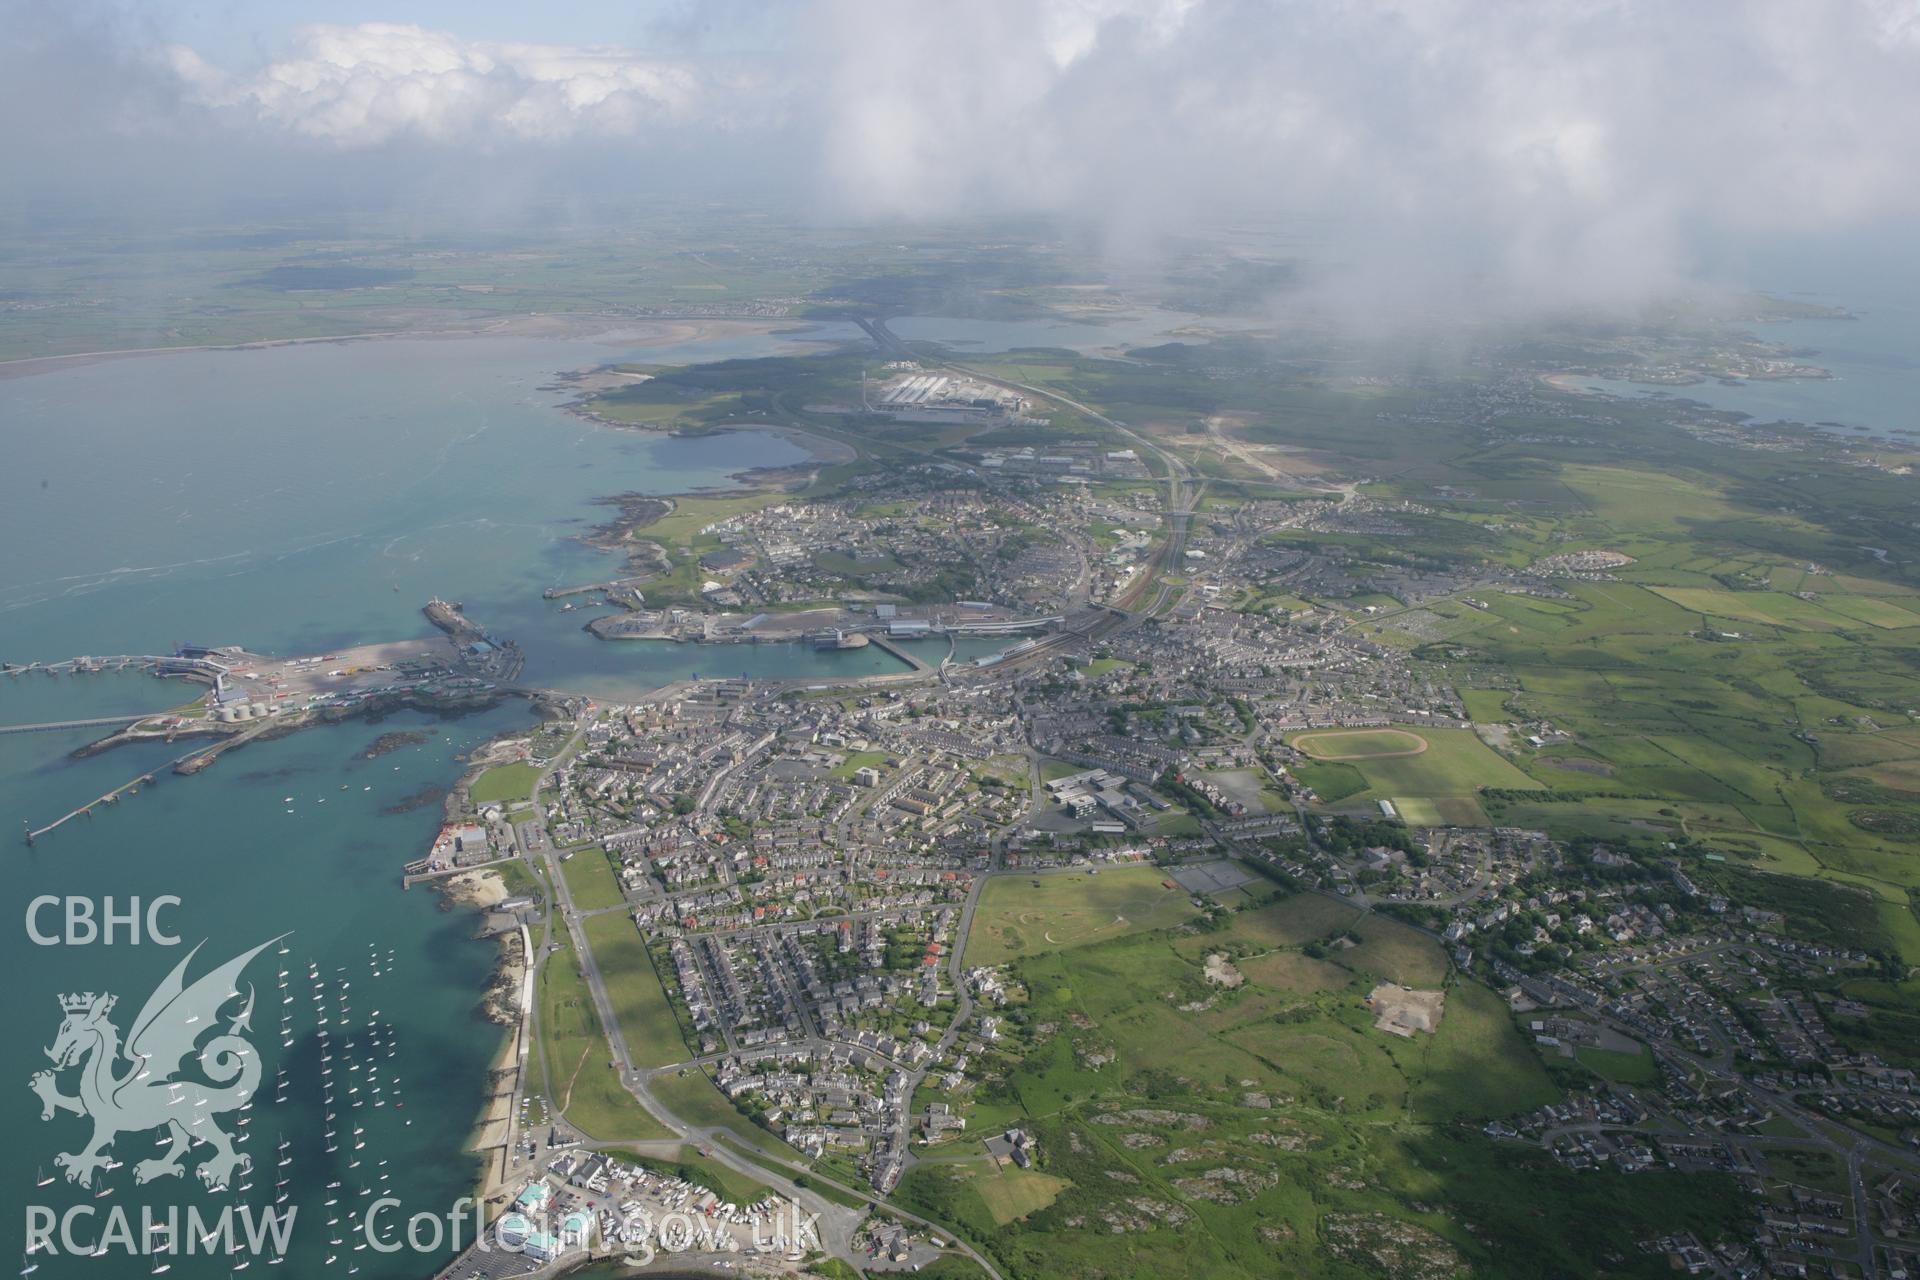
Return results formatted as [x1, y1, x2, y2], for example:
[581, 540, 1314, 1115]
[491, 723, 589, 1199]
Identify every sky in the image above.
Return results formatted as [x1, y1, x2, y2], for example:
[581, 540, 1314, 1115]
[135, 0, 693, 61]
[7, 0, 1920, 311]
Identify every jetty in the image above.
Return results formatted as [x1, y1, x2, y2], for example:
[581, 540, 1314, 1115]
[5, 655, 161, 677]
[3, 651, 232, 679]
[0, 713, 153, 737]
[424, 599, 526, 683]
[21, 722, 274, 845]
[24, 770, 159, 845]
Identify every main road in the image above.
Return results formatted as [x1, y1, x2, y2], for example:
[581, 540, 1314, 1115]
[512, 715, 1008, 1278]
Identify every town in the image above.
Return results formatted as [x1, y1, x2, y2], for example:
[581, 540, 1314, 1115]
[392, 382, 1920, 1278]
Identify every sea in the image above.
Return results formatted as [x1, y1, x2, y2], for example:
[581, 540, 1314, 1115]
[9, 283, 1900, 1277]
[886, 308, 1224, 354]
[0, 320, 1004, 1279]
[1564, 240, 1920, 439]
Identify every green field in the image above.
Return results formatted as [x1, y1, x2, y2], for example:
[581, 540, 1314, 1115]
[536, 938, 673, 1142]
[470, 761, 541, 806]
[1289, 727, 1541, 825]
[1574, 1044, 1661, 1085]
[1391, 796, 1447, 826]
[580, 913, 689, 1069]
[493, 857, 546, 904]
[560, 848, 627, 911]
[1197, 891, 1367, 947]
[964, 865, 1201, 966]
[1649, 587, 1882, 631]
[1819, 594, 1920, 628]
[1343, 913, 1452, 986]
[940, 1162, 1073, 1226]
[829, 749, 890, 779]
[1290, 758, 1370, 803]
[906, 890, 1740, 1280]
[1038, 758, 1087, 783]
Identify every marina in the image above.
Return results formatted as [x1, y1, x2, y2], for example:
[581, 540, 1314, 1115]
[4, 697, 531, 1277]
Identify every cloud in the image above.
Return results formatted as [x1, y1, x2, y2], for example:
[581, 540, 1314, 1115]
[162, 22, 734, 146]
[13, 1, 1920, 310]
[789, 0, 1920, 305]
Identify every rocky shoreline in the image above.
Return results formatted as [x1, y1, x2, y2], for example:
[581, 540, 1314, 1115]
[432, 869, 526, 1027]
[580, 494, 677, 576]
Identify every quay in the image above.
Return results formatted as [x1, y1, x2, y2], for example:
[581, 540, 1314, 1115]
[23, 721, 269, 845]
[868, 632, 934, 672]
[401, 854, 522, 888]
[541, 575, 647, 601]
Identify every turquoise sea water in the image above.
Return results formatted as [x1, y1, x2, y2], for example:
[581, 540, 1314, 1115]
[5, 695, 535, 1277]
[0, 326, 953, 1277]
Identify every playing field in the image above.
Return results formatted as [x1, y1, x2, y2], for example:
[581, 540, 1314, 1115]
[1288, 727, 1541, 826]
[1291, 728, 1430, 759]
[560, 847, 627, 911]
[964, 864, 1200, 965]
[1389, 796, 1446, 826]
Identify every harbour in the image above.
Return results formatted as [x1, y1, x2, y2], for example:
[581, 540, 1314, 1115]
[2, 324, 1051, 1277]
[0, 331, 904, 1277]
[4, 699, 534, 1278]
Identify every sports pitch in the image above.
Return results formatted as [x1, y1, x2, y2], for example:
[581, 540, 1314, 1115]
[964, 864, 1200, 966]
[1288, 727, 1542, 825]
[1291, 728, 1430, 759]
